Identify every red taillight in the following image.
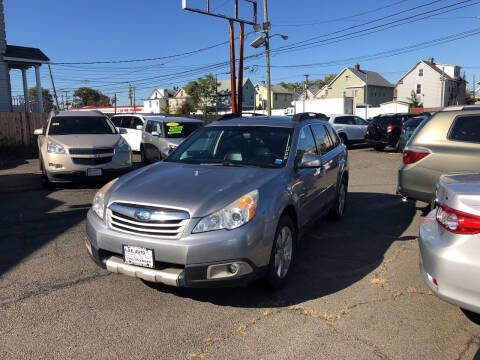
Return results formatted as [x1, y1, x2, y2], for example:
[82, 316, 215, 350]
[386, 125, 396, 132]
[403, 149, 430, 164]
[436, 204, 480, 234]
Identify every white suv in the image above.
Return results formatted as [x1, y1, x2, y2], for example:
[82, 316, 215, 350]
[328, 114, 368, 147]
[111, 114, 146, 152]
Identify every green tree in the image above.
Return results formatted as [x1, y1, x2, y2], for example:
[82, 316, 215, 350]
[161, 102, 171, 114]
[73, 87, 110, 107]
[407, 90, 423, 108]
[185, 74, 218, 115]
[175, 101, 194, 115]
[312, 74, 336, 89]
[256, 103, 263, 110]
[28, 87, 55, 111]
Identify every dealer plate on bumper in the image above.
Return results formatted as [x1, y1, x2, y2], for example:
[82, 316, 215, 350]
[87, 168, 102, 176]
[123, 245, 154, 268]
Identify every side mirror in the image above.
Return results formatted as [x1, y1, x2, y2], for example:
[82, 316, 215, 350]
[119, 128, 128, 134]
[167, 147, 175, 155]
[151, 131, 160, 137]
[297, 153, 322, 168]
[33, 128, 43, 135]
[136, 125, 143, 130]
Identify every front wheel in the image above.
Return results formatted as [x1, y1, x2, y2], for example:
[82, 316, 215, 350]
[265, 216, 296, 289]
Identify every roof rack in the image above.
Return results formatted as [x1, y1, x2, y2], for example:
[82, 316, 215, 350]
[292, 112, 328, 122]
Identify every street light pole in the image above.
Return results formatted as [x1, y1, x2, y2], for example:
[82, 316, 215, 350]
[263, 0, 271, 116]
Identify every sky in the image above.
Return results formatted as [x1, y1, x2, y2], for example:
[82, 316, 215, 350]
[5, 0, 480, 105]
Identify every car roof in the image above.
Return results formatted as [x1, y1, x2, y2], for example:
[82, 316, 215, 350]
[207, 115, 328, 128]
[54, 110, 106, 117]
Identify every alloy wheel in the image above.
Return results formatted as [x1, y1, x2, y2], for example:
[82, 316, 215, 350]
[274, 226, 293, 279]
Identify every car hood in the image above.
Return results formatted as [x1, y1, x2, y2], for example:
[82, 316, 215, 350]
[49, 134, 121, 148]
[108, 161, 281, 217]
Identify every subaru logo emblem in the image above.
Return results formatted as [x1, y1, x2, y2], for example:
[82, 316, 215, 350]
[134, 209, 152, 221]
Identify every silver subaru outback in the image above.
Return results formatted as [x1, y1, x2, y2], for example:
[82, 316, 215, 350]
[85, 113, 349, 288]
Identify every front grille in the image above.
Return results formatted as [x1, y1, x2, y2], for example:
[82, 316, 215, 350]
[69, 147, 114, 155]
[73, 157, 113, 165]
[107, 202, 190, 239]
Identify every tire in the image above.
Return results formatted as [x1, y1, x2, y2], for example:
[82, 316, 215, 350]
[40, 157, 52, 188]
[373, 145, 385, 151]
[140, 145, 149, 165]
[461, 308, 480, 325]
[329, 176, 347, 220]
[265, 215, 296, 289]
[339, 134, 348, 148]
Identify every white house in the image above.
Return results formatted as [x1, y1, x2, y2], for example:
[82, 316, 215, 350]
[395, 58, 466, 108]
[143, 88, 176, 113]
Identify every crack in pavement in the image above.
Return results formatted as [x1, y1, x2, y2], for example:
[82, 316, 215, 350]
[0, 272, 111, 309]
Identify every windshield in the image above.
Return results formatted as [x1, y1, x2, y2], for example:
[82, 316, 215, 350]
[163, 121, 203, 138]
[166, 126, 293, 168]
[48, 116, 117, 135]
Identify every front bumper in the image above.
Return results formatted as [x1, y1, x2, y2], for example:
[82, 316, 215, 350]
[43, 151, 132, 183]
[419, 210, 480, 314]
[85, 209, 271, 287]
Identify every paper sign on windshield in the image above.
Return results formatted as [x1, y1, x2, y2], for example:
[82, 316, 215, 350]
[167, 123, 183, 135]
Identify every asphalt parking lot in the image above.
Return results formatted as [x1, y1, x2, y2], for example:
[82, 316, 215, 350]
[1, 148, 479, 360]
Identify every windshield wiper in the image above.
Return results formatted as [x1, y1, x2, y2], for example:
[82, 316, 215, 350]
[200, 161, 245, 167]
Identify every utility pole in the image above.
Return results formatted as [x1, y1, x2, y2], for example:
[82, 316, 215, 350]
[263, 0, 271, 116]
[303, 74, 309, 112]
[47, 64, 59, 110]
[215, 74, 218, 115]
[440, 67, 445, 109]
[365, 72, 369, 120]
[133, 87, 136, 113]
[64, 91, 69, 110]
[473, 75, 476, 102]
[128, 84, 132, 107]
[113, 93, 117, 114]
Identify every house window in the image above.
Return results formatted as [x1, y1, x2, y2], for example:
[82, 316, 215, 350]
[325, 90, 328, 95]
[345, 76, 350, 82]
[416, 84, 422, 94]
[354, 90, 358, 97]
[343, 91, 346, 97]
[418, 69, 423, 77]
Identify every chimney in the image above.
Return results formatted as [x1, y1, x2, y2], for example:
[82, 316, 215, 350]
[428, 57, 434, 64]
[0, 0, 6, 54]
[354, 63, 360, 71]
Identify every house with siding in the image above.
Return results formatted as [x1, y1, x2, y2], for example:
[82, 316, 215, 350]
[321, 64, 394, 107]
[395, 58, 466, 108]
[143, 88, 176, 113]
[217, 78, 255, 111]
[168, 87, 193, 114]
[255, 82, 293, 110]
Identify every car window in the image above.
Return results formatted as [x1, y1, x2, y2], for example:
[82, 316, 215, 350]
[167, 126, 293, 168]
[153, 121, 163, 135]
[449, 115, 480, 143]
[111, 116, 122, 127]
[334, 116, 348, 125]
[354, 116, 367, 125]
[145, 120, 154, 133]
[48, 116, 116, 135]
[164, 121, 203, 138]
[295, 126, 318, 162]
[325, 124, 340, 147]
[132, 117, 143, 129]
[311, 124, 334, 154]
[121, 116, 133, 129]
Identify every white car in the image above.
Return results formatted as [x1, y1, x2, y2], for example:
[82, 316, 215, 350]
[328, 114, 368, 147]
[111, 113, 147, 152]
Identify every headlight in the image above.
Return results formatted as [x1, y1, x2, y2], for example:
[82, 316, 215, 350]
[115, 138, 131, 153]
[192, 190, 259, 233]
[47, 141, 66, 154]
[92, 178, 118, 219]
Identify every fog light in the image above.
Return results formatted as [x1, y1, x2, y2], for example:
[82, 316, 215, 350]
[228, 263, 239, 274]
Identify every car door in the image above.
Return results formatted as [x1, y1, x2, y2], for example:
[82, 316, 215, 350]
[311, 123, 339, 205]
[292, 125, 324, 224]
[150, 121, 165, 161]
[122, 116, 135, 147]
[143, 120, 155, 160]
[353, 116, 368, 140]
[130, 116, 144, 152]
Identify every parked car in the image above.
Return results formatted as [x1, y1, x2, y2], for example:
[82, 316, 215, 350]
[34, 111, 132, 185]
[442, 105, 480, 111]
[140, 116, 203, 164]
[328, 114, 368, 147]
[111, 113, 148, 152]
[398, 110, 480, 204]
[419, 172, 480, 316]
[365, 113, 417, 151]
[85, 113, 349, 289]
[396, 115, 429, 153]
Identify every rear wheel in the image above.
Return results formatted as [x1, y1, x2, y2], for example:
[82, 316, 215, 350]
[265, 215, 296, 289]
[329, 177, 347, 220]
[373, 145, 385, 151]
